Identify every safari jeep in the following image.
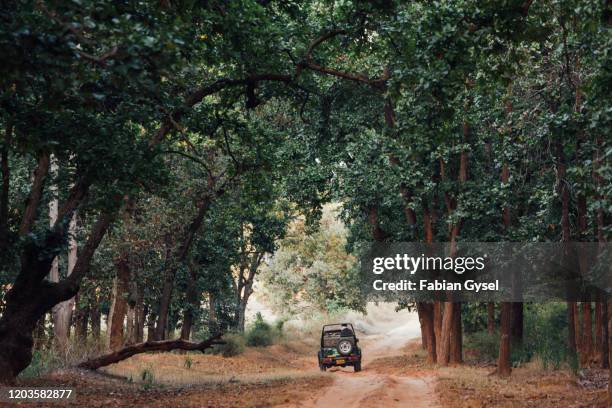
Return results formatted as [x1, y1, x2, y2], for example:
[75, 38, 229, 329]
[317, 323, 362, 372]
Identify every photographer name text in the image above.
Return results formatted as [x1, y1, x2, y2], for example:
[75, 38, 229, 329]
[372, 279, 499, 292]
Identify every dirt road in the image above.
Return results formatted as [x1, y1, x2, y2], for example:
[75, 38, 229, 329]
[278, 311, 440, 408]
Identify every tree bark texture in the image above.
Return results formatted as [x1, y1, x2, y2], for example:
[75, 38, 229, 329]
[107, 257, 130, 350]
[498, 302, 512, 376]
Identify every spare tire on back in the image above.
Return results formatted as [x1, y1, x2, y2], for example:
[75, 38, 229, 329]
[337, 338, 354, 355]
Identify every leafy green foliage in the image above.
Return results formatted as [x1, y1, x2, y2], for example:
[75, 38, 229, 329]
[462, 303, 499, 334]
[465, 331, 500, 363]
[261, 205, 363, 317]
[245, 313, 276, 347]
[517, 303, 574, 369]
[210, 333, 247, 357]
[465, 303, 576, 369]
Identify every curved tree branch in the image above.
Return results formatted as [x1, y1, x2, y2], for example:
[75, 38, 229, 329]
[298, 29, 390, 89]
[78, 333, 225, 370]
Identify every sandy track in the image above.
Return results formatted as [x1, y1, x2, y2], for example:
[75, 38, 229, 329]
[297, 370, 438, 408]
[277, 311, 439, 408]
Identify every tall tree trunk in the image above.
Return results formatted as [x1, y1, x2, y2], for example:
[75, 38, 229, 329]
[573, 302, 582, 355]
[125, 279, 140, 345]
[181, 271, 199, 340]
[434, 301, 442, 357]
[596, 302, 603, 353]
[147, 312, 157, 342]
[47, 158, 66, 348]
[450, 302, 462, 364]
[125, 305, 136, 345]
[234, 252, 263, 332]
[74, 293, 90, 342]
[53, 213, 78, 347]
[576, 189, 593, 366]
[446, 137, 468, 365]
[417, 302, 436, 364]
[47, 159, 78, 348]
[593, 136, 608, 369]
[510, 303, 523, 345]
[419, 317, 427, 350]
[487, 303, 495, 334]
[135, 297, 146, 343]
[107, 257, 130, 350]
[602, 302, 609, 369]
[567, 303, 577, 352]
[237, 298, 248, 333]
[90, 299, 101, 340]
[498, 108, 514, 373]
[367, 206, 387, 242]
[437, 146, 467, 367]
[498, 302, 512, 376]
[421, 202, 438, 364]
[556, 139, 577, 354]
[581, 302, 593, 367]
[437, 302, 454, 366]
[155, 267, 174, 340]
[400, 186, 437, 362]
[208, 293, 218, 334]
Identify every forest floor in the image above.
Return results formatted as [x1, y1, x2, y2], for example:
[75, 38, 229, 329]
[11, 308, 609, 407]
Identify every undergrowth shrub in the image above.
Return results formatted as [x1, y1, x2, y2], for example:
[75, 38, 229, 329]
[465, 303, 574, 370]
[465, 331, 500, 362]
[209, 333, 246, 357]
[141, 368, 155, 390]
[184, 355, 193, 369]
[462, 303, 499, 334]
[19, 349, 59, 378]
[19, 335, 105, 379]
[521, 303, 572, 369]
[246, 313, 276, 347]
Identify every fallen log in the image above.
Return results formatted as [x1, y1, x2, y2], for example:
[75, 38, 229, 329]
[78, 333, 224, 370]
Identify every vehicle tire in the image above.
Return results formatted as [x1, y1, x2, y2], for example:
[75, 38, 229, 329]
[337, 339, 354, 355]
[354, 362, 361, 372]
